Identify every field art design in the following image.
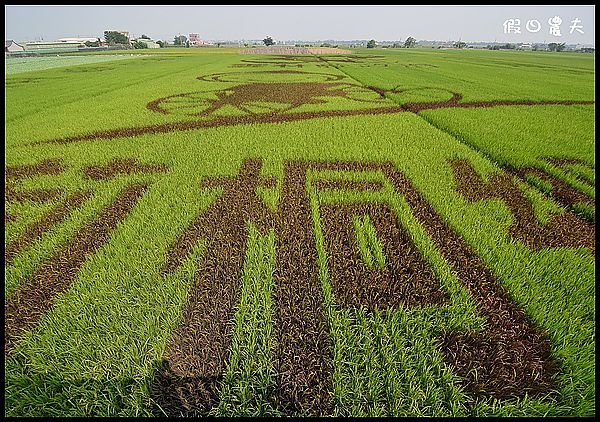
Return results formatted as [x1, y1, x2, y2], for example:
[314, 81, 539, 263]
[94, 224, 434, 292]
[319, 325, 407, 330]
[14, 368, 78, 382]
[4, 47, 595, 417]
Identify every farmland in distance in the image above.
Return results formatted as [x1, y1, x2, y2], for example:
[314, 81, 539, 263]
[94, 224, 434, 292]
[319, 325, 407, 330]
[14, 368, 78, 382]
[4, 47, 595, 417]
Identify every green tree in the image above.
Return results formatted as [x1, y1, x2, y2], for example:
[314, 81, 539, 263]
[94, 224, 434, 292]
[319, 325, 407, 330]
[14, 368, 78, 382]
[404, 36, 417, 48]
[263, 36, 274, 46]
[104, 31, 129, 45]
[453, 41, 467, 48]
[140, 34, 150, 39]
[84, 40, 100, 47]
[133, 40, 147, 49]
[548, 42, 566, 52]
[366, 39, 377, 48]
[174, 35, 187, 46]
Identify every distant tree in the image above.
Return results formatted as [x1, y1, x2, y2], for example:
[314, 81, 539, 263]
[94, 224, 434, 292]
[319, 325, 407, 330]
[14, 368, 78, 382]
[453, 41, 467, 48]
[133, 40, 147, 49]
[579, 47, 595, 53]
[156, 40, 165, 48]
[104, 30, 129, 45]
[84, 40, 100, 47]
[140, 34, 150, 39]
[366, 39, 377, 48]
[174, 35, 187, 46]
[404, 36, 417, 48]
[263, 36, 274, 46]
[497, 43, 515, 50]
[548, 42, 566, 52]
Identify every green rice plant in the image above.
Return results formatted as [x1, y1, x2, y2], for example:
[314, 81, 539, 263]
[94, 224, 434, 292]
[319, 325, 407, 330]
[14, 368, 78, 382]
[214, 224, 281, 416]
[4, 47, 595, 417]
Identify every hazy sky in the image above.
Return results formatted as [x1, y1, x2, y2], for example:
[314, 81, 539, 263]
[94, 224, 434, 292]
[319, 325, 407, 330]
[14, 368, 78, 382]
[4, 5, 595, 45]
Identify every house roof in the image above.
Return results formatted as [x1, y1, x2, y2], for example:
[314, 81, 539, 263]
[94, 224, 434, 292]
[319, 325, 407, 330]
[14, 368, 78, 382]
[58, 37, 98, 43]
[25, 41, 82, 46]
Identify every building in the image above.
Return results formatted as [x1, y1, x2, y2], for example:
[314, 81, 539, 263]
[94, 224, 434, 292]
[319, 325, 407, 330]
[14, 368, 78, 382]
[58, 37, 99, 44]
[518, 43, 532, 50]
[5, 40, 25, 52]
[575, 44, 594, 50]
[188, 33, 207, 46]
[23, 40, 84, 51]
[135, 38, 160, 49]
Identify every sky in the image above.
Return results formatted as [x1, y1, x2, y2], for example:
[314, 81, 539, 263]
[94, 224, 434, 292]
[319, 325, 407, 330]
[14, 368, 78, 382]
[4, 5, 595, 45]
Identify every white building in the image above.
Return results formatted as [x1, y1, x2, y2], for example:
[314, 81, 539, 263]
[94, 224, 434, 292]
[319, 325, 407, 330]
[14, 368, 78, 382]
[136, 39, 160, 49]
[23, 40, 84, 50]
[58, 37, 99, 44]
[5, 40, 25, 52]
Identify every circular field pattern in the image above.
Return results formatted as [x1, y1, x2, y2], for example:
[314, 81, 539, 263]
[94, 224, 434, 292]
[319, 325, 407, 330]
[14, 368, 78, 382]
[147, 82, 388, 117]
[197, 69, 346, 83]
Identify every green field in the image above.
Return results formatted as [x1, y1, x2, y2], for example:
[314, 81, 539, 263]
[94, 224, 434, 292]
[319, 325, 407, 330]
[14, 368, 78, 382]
[4, 54, 143, 75]
[4, 47, 595, 417]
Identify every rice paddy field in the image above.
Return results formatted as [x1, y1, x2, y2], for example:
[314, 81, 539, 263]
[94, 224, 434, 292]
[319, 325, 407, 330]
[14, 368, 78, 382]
[4, 47, 595, 417]
[4, 54, 141, 76]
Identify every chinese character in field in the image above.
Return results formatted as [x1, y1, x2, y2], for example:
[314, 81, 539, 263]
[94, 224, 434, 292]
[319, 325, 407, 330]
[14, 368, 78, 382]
[548, 16, 562, 36]
[525, 19, 541, 33]
[569, 18, 584, 34]
[503, 19, 521, 34]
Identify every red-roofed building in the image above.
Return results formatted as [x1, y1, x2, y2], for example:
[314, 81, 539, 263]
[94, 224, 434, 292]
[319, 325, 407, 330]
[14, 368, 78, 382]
[189, 33, 206, 46]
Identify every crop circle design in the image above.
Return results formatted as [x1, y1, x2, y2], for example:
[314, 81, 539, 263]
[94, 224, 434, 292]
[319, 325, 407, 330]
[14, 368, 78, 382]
[147, 82, 388, 118]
